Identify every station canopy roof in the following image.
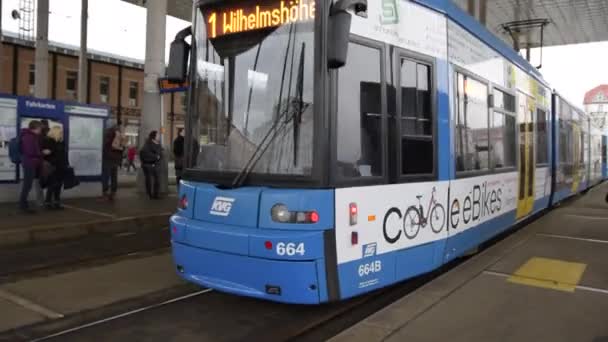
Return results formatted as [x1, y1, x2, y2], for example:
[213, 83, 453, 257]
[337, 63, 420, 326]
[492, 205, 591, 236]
[124, 0, 608, 49]
[122, 0, 193, 21]
[451, 0, 608, 49]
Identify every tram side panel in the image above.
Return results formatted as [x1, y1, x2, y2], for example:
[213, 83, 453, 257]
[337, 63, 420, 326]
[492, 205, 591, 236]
[334, 182, 449, 299]
[603, 135, 608, 180]
[551, 94, 581, 204]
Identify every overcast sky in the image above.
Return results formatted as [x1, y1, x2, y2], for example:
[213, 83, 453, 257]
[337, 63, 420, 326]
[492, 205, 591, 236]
[1, 0, 189, 62]
[2, 0, 607, 108]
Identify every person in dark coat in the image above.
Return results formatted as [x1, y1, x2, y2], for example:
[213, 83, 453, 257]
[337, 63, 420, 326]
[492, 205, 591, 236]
[35, 119, 51, 206]
[173, 128, 185, 188]
[19, 120, 43, 213]
[101, 125, 124, 201]
[140, 131, 163, 199]
[41, 126, 68, 209]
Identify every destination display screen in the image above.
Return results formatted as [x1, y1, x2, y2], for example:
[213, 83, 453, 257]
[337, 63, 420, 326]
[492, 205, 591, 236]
[203, 0, 316, 39]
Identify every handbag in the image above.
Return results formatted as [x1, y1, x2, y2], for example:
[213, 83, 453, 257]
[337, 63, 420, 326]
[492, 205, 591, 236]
[39, 161, 56, 188]
[63, 167, 80, 190]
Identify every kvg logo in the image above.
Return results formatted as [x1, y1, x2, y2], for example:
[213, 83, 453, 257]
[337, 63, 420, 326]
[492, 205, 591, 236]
[210, 197, 235, 216]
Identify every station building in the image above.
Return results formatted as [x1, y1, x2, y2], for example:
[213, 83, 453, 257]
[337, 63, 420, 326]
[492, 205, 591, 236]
[0, 33, 186, 147]
[584, 85, 608, 131]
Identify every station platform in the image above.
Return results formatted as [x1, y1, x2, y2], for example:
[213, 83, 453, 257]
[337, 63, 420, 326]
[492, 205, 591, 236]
[0, 187, 176, 248]
[331, 182, 608, 342]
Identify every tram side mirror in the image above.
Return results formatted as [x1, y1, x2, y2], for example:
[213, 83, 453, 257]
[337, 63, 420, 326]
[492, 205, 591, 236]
[167, 26, 193, 83]
[167, 39, 190, 83]
[328, 0, 368, 69]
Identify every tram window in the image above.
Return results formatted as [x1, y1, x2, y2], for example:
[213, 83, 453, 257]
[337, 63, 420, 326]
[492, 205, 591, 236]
[493, 89, 515, 113]
[536, 109, 548, 164]
[491, 112, 516, 169]
[399, 58, 433, 175]
[455, 73, 489, 173]
[336, 43, 383, 178]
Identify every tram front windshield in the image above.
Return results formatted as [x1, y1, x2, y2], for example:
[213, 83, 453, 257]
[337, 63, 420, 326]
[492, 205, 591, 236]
[188, 0, 316, 179]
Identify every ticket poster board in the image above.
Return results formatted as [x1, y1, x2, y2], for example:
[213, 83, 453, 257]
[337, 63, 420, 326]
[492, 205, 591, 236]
[65, 105, 108, 177]
[68, 116, 104, 176]
[0, 95, 109, 182]
[0, 98, 18, 181]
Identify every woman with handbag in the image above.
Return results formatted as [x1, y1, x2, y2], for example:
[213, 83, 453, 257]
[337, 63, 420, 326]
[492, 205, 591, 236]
[41, 126, 68, 209]
[140, 131, 163, 199]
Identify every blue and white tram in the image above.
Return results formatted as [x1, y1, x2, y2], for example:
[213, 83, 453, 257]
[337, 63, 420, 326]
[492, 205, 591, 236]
[167, 0, 604, 304]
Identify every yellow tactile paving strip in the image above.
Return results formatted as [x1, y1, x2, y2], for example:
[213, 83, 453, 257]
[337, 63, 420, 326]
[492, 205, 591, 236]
[508, 257, 587, 292]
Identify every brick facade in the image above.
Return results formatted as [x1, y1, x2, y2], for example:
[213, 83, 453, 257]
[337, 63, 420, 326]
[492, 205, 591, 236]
[0, 41, 186, 147]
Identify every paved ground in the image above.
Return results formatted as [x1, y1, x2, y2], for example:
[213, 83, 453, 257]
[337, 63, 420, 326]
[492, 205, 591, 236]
[0, 252, 185, 336]
[0, 186, 177, 248]
[0, 228, 169, 283]
[331, 182, 608, 342]
[1, 182, 605, 342]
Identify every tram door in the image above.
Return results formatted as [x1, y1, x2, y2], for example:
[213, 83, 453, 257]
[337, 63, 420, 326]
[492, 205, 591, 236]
[516, 93, 535, 219]
[571, 123, 582, 192]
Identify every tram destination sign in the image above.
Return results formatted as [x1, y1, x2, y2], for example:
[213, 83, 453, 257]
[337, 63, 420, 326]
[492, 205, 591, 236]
[203, 0, 315, 39]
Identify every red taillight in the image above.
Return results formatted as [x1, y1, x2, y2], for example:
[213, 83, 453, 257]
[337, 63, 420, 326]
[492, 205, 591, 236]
[349, 203, 358, 226]
[264, 241, 273, 250]
[172, 226, 177, 234]
[178, 195, 188, 210]
[351, 231, 358, 245]
[309, 211, 319, 223]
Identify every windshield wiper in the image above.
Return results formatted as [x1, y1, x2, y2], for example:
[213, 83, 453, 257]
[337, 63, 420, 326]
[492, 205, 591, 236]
[293, 42, 306, 166]
[230, 102, 296, 188]
[231, 24, 297, 188]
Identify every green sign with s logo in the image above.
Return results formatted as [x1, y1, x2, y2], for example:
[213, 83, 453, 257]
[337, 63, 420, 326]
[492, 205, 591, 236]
[381, 0, 399, 25]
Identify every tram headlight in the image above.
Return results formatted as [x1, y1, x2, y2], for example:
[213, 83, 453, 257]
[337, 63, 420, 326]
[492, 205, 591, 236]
[271, 204, 291, 223]
[271, 204, 320, 224]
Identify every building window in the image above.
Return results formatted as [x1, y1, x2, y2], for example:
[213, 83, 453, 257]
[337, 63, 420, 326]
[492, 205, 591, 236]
[28, 64, 36, 92]
[490, 89, 516, 169]
[398, 58, 434, 175]
[181, 93, 187, 112]
[455, 73, 489, 173]
[336, 42, 383, 179]
[66, 71, 78, 99]
[129, 81, 138, 107]
[99, 76, 110, 103]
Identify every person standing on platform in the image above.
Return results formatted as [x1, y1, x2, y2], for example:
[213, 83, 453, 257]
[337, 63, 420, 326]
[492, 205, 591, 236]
[173, 128, 185, 189]
[127, 145, 137, 173]
[19, 120, 43, 213]
[41, 126, 68, 210]
[101, 125, 124, 201]
[140, 131, 163, 200]
[35, 119, 51, 207]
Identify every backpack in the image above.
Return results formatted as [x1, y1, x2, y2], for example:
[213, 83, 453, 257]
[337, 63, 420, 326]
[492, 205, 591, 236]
[8, 137, 20, 164]
[139, 147, 157, 165]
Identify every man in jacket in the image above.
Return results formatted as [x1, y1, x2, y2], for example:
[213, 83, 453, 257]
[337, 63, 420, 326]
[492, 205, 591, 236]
[140, 131, 163, 199]
[101, 125, 124, 201]
[173, 128, 185, 188]
[19, 120, 43, 213]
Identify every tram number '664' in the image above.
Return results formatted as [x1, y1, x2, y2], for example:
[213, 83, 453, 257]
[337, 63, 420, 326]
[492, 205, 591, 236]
[276, 242, 305, 256]
[358, 261, 382, 277]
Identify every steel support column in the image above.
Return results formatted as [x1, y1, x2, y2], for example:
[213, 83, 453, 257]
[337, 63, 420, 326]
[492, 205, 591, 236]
[78, 0, 89, 103]
[0, 1, 3, 83]
[137, 0, 169, 196]
[479, 0, 487, 26]
[35, 0, 50, 98]
[467, 0, 476, 17]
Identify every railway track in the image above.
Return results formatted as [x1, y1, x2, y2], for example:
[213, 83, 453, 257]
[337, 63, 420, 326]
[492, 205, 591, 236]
[5, 201, 563, 342]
